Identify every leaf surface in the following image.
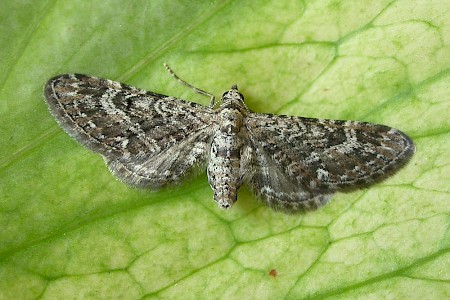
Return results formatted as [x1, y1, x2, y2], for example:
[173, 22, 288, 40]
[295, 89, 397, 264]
[0, 1, 448, 299]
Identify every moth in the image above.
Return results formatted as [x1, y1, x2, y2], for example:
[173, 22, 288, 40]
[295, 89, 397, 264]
[44, 65, 415, 213]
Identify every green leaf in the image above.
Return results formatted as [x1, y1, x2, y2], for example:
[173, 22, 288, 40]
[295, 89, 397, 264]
[1, 0, 448, 299]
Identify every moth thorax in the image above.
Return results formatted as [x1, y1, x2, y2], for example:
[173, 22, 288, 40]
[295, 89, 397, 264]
[219, 108, 244, 134]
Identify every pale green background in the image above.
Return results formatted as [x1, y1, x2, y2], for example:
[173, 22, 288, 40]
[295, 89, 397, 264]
[0, 1, 449, 299]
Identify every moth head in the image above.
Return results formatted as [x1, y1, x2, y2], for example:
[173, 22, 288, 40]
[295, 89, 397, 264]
[221, 84, 244, 103]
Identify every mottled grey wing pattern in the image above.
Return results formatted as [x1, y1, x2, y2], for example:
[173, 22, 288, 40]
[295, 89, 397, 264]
[244, 113, 415, 213]
[44, 74, 213, 188]
[44, 72, 415, 213]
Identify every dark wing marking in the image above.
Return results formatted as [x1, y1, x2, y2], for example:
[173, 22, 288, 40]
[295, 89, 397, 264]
[44, 74, 213, 187]
[243, 113, 414, 212]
